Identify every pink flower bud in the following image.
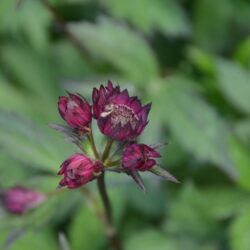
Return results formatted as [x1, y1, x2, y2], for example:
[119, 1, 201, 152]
[122, 143, 161, 171]
[92, 81, 151, 141]
[58, 154, 103, 189]
[58, 93, 92, 133]
[2, 187, 46, 215]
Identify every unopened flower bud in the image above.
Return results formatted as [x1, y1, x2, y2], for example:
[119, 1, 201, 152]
[58, 93, 92, 133]
[58, 154, 103, 189]
[122, 143, 161, 171]
[2, 186, 46, 215]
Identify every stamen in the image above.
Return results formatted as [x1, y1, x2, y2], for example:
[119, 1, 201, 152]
[101, 104, 139, 129]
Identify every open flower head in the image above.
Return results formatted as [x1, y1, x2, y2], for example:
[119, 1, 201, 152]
[58, 93, 91, 133]
[2, 186, 46, 215]
[92, 81, 151, 141]
[122, 143, 161, 171]
[58, 154, 103, 189]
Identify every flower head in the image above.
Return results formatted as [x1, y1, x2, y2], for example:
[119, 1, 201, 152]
[58, 93, 91, 133]
[122, 143, 161, 171]
[58, 154, 103, 189]
[92, 81, 151, 141]
[2, 187, 46, 215]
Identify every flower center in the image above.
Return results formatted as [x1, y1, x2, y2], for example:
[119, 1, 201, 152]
[101, 104, 139, 129]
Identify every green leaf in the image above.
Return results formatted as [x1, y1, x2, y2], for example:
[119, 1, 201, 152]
[126, 177, 166, 218]
[0, 111, 72, 172]
[69, 204, 106, 250]
[0, 45, 58, 104]
[126, 229, 217, 250]
[233, 119, 250, 146]
[229, 137, 250, 190]
[234, 36, 250, 66]
[198, 187, 250, 219]
[216, 59, 250, 115]
[153, 76, 237, 179]
[125, 230, 178, 250]
[102, 0, 191, 37]
[0, 229, 58, 250]
[68, 18, 159, 83]
[230, 209, 250, 250]
[165, 183, 220, 239]
[193, 0, 234, 52]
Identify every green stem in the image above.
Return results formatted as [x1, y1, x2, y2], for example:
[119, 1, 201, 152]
[102, 139, 114, 162]
[106, 159, 121, 167]
[87, 130, 100, 159]
[97, 173, 123, 250]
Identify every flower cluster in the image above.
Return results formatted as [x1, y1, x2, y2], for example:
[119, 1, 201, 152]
[55, 81, 177, 190]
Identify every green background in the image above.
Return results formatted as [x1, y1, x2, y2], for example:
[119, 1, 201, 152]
[0, 0, 250, 249]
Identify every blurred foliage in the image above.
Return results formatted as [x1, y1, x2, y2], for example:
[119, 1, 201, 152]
[0, 0, 250, 249]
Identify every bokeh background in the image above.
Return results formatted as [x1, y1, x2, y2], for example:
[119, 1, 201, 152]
[1, 0, 250, 249]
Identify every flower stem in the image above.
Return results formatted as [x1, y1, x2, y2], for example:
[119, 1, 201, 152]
[106, 159, 120, 167]
[97, 173, 123, 250]
[102, 139, 114, 162]
[87, 129, 100, 159]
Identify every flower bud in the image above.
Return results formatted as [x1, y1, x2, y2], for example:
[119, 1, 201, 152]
[122, 143, 161, 171]
[58, 154, 103, 189]
[2, 187, 46, 215]
[58, 93, 91, 133]
[92, 81, 151, 141]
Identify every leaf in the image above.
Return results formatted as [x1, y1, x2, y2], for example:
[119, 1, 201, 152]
[233, 119, 250, 146]
[230, 209, 250, 250]
[0, 45, 58, 105]
[0, 111, 71, 172]
[125, 229, 217, 250]
[150, 165, 179, 183]
[229, 137, 250, 190]
[165, 184, 220, 239]
[125, 230, 178, 250]
[0, 229, 58, 250]
[193, 0, 234, 52]
[216, 59, 250, 115]
[153, 76, 237, 179]
[68, 18, 159, 83]
[102, 0, 191, 37]
[69, 204, 106, 250]
[200, 188, 250, 219]
[126, 177, 166, 218]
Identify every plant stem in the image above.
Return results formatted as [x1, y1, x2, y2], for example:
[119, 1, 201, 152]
[102, 139, 114, 162]
[106, 159, 120, 167]
[41, 0, 93, 64]
[97, 173, 123, 250]
[88, 129, 100, 159]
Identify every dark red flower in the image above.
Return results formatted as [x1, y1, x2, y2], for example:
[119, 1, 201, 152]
[58, 154, 103, 189]
[58, 93, 91, 133]
[2, 187, 46, 215]
[92, 81, 151, 141]
[122, 143, 161, 171]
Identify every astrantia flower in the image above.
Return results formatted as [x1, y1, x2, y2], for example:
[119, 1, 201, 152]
[122, 143, 161, 171]
[92, 81, 151, 141]
[2, 187, 46, 215]
[58, 154, 103, 189]
[58, 93, 91, 133]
